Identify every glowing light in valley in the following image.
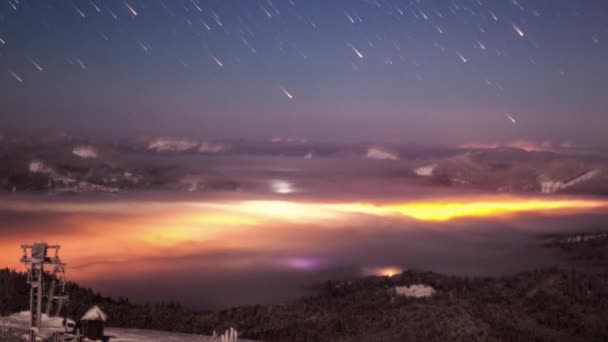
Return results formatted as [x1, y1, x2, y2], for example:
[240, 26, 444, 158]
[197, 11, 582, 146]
[512, 24, 525, 37]
[504, 112, 517, 124]
[270, 180, 294, 194]
[362, 266, 402, 277]
[382, 267, 401, 277]
[280, 87, 294, 100]
[286, 257, 321, 270]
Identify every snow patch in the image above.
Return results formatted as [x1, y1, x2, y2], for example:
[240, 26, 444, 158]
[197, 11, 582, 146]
[198, 142, 228, 153]
[415, 164, 436, 176]
[395, 284, 436, 298]
[81, 306, 107, 321]
[540, 169, 600, 194]
[72, 145, 98, 159]
[148, 137, 198, 152]
[0, 313, 249, 342]
[559, 232, 608, 244]
[103, 327, 243, 342]
[4, 311, 75, 332]
[29, 160, 52, 174]
[365, 147, 398, 161]
[270, 137, 308, 144]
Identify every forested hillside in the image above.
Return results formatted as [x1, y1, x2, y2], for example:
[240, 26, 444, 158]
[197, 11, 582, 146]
[3, 268, 608, 341]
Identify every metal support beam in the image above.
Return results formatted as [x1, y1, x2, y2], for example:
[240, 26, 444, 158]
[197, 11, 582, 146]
[21, 242, 69, 342]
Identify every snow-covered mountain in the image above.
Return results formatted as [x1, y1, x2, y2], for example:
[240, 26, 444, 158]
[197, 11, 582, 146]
[1, 138, 608, 196]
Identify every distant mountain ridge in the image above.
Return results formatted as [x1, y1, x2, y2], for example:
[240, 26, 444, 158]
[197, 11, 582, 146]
[1, 138, 608, 196]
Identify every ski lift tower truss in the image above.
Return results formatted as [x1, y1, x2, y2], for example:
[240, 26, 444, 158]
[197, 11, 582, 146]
[20, 243, 68, 341]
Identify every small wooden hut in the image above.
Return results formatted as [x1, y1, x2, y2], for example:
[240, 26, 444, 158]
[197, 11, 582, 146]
[81, 306, 107, 341]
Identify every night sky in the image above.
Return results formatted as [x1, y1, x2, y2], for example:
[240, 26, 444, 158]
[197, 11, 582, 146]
[1, 0, 607, 146]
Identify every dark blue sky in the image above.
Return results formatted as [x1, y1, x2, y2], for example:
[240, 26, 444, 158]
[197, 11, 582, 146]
[1, 0, 607, 147]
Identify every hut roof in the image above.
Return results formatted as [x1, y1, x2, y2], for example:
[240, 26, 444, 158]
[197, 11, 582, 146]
[81, 306, 108, 321]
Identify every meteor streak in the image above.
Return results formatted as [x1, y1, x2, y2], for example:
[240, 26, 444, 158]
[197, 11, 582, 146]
[124, 1, 138, 16]
[346, 42, 364, 59]
[89, 0, 100, 12]
[75, 58, 87, 70]
[211, 55, 224, 67]
[489, 10, 498, 21]
[512, 24, 525, 37]
[456, 51, 467, 63]
[28, 58, 43, 71]
[74, 5, 86, 18]
[504, 112, 517, 124]
[345, 12, 355, 23]
[8, 70, 22, 83]
[280, 87, 294, 100]
[108, 9, 118, 20]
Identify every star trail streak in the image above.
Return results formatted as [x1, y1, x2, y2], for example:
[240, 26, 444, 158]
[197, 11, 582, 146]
[0, 0, 606, 146]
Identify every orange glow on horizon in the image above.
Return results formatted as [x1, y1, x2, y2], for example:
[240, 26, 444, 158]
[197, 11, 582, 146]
[362, 266, 402, 277]
[1, 195, 608, 281]
[218, 197, 608, 222]
[324, 198, 608, 221]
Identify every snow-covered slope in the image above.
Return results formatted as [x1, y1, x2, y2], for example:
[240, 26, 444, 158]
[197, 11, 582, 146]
[106, 327, 257, 342]
[0, 312, 259, 342]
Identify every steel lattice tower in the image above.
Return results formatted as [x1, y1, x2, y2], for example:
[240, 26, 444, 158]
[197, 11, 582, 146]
[21, 243, 67, 341]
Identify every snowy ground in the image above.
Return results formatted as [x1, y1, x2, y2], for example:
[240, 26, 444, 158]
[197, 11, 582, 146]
[105, 327, 258, 342]
[394, 284, 436, 298]
[0, 312, 260, 342]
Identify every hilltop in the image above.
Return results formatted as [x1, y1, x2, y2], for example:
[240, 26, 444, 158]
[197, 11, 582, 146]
[3, 266, 608, 342]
